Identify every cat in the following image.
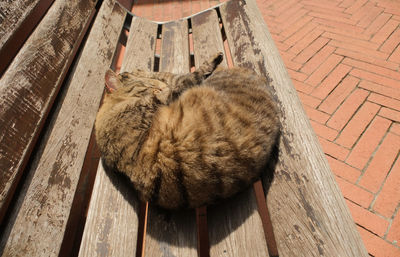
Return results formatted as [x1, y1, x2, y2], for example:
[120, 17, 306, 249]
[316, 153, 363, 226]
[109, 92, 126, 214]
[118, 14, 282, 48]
[95, 53, 280, 210]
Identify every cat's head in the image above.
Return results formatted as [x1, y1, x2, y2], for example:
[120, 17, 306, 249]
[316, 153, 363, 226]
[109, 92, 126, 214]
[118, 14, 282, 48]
[95, 70, 168, 169]
[103, 69, 169, 105]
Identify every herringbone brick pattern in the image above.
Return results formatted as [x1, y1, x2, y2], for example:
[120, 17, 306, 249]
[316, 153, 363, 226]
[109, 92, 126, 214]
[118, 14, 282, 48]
[131, 0, 400, 256]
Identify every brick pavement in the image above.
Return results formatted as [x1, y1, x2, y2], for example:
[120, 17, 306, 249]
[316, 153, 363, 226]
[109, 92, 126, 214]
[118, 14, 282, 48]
[130, 0, 400, 255]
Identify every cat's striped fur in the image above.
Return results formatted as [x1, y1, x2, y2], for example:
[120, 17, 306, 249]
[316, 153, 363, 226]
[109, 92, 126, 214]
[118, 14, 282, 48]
[95, 53, 279, 210]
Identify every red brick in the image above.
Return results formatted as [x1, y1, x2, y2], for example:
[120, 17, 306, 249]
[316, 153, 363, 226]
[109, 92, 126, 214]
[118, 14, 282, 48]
[323, 31, 380, 50]
[310, 120, 338, 140]
[389, 45, 400, 63]
[359, 80, 400, 101]
[275, 3, 303, 23]
[387, 211, 400, 245]
[379, 108, 400, 122]
[319, 137, 350, 161]
[326, 155, 361, 182]
[339, 0, 354, 8]
[292, 80, 314, 94]
[280, 15, 313, 39]
[302, 4, 347, 18]
[383, 28, 400, 54]
[318, 24, 371, 41]
[335, 48, 399, 71]
[304, 105, 330, 124]
[336, 176, 374, 208]
[357, 225, 400, 257]
[391, 123, 400, 135]
[199, 0, 210, 10]
[171, 1, 183, 20]
[343, 58, 400, 81]
[336, 101, 380, 148]
[318, 76, 359, 114]
[302, 0, 344, 12]
[289, 29, 324, 55]
[182, 0, 192, 17]
[368, 93, 400, 111]
[191, 0, 202, 14]
[360, 131, 399, 193]
[327, 88, 369, 130]
[363, 12, 392, 37]
[297, 91, 321, 108]
[346, 116, 391, 170]
[351, 69, 400, 90]
[350, 1, 373, 23]
[311, 64, 352, 100]
[278, 8, 309, 31]
[373, 156, 400, 218]
[329, 40, 389, 60]
[275, 41, 291, 52]
[271, 0, 297, 17]
[305, 54, 343, 86]
[371, 18, 399, 45]
[356, 3, 384, 29]
[346, 199, 389, 237]
[281, 51, 303, 70]
[308, 11, 357, 25]
[287, 69, 308, 82]
[301, 45, 336, 75]
[345, 0, 368, 14]
[293, 37, 330, 64]
[313, 18, 365, 34]
[284, 21, 318, 47]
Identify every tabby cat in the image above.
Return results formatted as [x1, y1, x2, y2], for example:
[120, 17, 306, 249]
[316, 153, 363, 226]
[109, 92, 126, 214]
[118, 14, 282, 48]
[95, 53, 280, 210]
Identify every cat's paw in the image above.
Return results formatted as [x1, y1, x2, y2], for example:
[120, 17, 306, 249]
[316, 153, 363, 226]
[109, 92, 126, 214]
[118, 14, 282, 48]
[211, 52, 224, 67]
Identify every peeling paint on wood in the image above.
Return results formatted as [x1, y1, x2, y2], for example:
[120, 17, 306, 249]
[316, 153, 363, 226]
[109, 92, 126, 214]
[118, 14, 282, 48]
[0, 0, 97, 224]
[0, 1, 125, 256]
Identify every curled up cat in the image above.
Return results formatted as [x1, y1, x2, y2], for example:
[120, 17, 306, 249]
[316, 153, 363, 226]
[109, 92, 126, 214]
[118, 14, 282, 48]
[95, 53, 280, 210]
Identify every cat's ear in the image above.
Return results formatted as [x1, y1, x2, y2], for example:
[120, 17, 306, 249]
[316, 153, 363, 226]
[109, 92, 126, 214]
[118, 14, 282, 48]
[105, 69, 122, 93]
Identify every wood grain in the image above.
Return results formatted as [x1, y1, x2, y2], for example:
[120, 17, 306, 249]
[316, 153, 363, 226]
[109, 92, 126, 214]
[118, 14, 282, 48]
[79, 15, 159, 257]
[220, 0, 369, 256]
[121, 16, 159, 72]
[0, 0, 55, 75]
[0, 0, 96, 224]
[0, 1, 126, 256]
[144, 20, 198, 257]
[191, 9, 270, 257]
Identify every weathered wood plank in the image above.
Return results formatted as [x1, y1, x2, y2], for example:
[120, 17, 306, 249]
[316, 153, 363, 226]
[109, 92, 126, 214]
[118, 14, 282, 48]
[0, 1, 126, 256]
[191, 9, 270, 257]
[79, 15, 158, 257]
[219, 0, 369, 256]
[0, 0, 55, 75]
[144, 20, 198, 257]
[121, 16, 159, 72]
[191, 10, 227, 69]
[0, 0, 97, 224]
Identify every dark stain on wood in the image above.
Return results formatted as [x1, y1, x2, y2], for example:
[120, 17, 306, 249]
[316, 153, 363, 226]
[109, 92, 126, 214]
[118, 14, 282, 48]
[0, 0, 97, 224]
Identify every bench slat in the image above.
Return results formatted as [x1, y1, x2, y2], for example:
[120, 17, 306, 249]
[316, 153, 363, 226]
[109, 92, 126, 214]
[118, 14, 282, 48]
[0, 0, 54, 74]
[219, 0, 369, 256]
[191, 9, 270, 257]
[0, 0, 96, 224]
[79, 15, 159, 257]
[0, 1, 126, 256]
[144, 20, 198, 257]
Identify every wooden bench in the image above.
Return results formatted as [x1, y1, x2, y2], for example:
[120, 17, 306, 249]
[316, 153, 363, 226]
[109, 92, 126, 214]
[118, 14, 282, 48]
[0, 0, 369, 256]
